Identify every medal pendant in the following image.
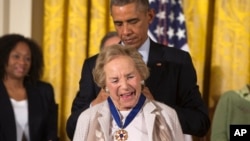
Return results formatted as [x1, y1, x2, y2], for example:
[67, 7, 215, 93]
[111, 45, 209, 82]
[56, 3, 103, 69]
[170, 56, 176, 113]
[115, 129, 128, 141]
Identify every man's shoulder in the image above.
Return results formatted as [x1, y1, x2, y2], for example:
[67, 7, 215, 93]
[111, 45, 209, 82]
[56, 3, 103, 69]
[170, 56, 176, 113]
[151, 41, 187, 55]
[83, 54, 99, 67]
[85, 54, 98, 62]
[149, 40, 190, 63]
[150, 40, 187, 54]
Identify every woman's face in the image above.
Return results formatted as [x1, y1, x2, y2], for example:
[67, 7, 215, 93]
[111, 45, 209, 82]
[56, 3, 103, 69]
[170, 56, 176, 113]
[5, 42, 31, 80]
[104, 55, 142, 110]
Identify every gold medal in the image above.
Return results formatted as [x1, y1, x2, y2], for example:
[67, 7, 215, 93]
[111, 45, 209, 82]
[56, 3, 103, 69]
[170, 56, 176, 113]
[114, 129, 128, 141]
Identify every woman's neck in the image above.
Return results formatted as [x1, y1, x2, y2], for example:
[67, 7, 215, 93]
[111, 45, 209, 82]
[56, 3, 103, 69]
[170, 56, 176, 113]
[4, 77, 24, 87]
[3, 78, 27, 101]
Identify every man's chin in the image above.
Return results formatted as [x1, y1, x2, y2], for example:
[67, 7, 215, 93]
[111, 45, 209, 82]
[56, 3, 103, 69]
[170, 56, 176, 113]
[124, 43, 139, 48]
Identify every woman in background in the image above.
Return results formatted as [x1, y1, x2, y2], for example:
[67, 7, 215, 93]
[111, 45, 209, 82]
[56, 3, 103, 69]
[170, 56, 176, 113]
[0, 34, 58, 141]
[211, 85, 250, 141]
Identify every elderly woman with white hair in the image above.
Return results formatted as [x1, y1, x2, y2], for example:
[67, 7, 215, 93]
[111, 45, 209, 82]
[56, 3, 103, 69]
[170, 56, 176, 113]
[73, 44, 184, 141]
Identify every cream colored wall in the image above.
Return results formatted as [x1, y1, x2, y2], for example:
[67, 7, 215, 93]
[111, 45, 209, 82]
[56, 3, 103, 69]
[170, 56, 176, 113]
[31, 0, 44, 45]
[0, 0, 9, 35]
[0, 1, 3, 34]
[0, 0, 32, 37]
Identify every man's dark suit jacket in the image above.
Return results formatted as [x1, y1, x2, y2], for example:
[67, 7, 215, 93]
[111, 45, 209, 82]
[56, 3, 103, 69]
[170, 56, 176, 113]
[0, 81, 58, 141]
[66, 39, 210, 139]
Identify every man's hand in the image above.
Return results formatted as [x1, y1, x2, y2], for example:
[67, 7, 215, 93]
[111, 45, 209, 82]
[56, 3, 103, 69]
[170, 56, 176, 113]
[91, 89, 109, 106]
[142, 86, 154, 100]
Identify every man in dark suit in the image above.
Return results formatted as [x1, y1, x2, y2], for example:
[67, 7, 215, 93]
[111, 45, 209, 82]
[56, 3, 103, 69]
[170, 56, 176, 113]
[66, 0, 210, 140]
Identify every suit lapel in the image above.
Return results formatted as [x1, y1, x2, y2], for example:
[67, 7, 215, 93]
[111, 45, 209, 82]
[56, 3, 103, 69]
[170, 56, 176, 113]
[0, 82, 17, 141]
[143, 100, 157, 141]
[147, 40, 165, 66]
[25, 83, 41, 141]
[146, 40, 167, 92]
[97, 101, 112, 140]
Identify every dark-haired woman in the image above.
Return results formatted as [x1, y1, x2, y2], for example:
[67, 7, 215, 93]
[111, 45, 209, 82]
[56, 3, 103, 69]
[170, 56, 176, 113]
[0, 34, 58, 141]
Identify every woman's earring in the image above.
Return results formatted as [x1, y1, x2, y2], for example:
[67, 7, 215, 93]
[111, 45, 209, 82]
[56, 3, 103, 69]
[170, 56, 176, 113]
[141, 80, 145, 90]
[105, 87, 109, 93]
